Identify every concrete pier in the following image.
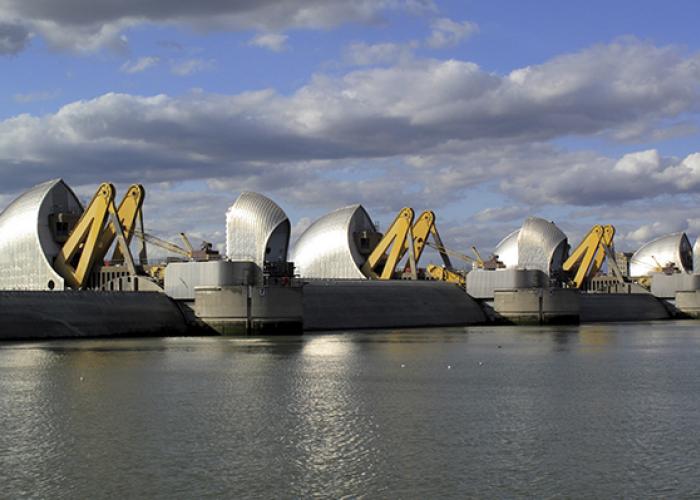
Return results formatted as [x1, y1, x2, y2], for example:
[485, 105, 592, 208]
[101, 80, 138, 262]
[493, 288, 580, 324]
[579, 293, 670, 322]
[303, 280, 486, 330]
[193, 285, 303, 335]
[674, 290, 700, 318]
[0, 290, 187, 340]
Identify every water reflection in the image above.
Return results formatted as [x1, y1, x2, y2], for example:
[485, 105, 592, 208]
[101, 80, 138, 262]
[579, 324, 615, 351]
[2, 324, 700, 497]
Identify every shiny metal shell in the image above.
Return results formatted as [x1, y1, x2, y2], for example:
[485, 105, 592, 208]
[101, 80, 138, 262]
[694, 236, 700, 274]
[516, 217, 568, 275]
[0, 179, 83, 290]
[630, 232, 692, 277]
[226, 192, 290, 268]
[492, 229, 520, 268]
[291, 205, 376, 279]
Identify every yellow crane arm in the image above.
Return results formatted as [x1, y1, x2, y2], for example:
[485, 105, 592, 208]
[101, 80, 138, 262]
[133, 230, 191, 259]
[403, 210, 435, 264]
[426, 264, 465, 286]
[179, 232, 194, 254]
[54, 183, 116, 289]
[108, 184, 145, 263]
[588, 224, 614, 277]
[562, 224, 615, 288]
[360, 207, 414, 279]
[471, 246, 484, 268]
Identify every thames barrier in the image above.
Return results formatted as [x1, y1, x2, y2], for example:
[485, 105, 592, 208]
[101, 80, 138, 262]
[1, 178, 700, 340]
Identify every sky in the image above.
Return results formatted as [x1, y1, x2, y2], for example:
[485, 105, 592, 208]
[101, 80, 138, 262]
[1, 0, 700, 259]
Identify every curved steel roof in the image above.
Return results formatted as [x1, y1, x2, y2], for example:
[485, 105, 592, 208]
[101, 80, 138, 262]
[517, 217, 568, 275]
[492, 229, 519, 268]
[226, 192, 290, 269]
[694, 236, 700, 274]
[290, 204, 376, 279]
[0, 179, 83, 290]
[630, 232, 692, 277]
[490, 218, 567, 274]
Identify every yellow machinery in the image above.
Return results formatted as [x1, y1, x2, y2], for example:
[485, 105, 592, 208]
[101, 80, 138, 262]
[562, 224, 625, 288]
[360, 207, 454, 280]
[53, 181, 221, 290]
[131, 229, 219, 262]
[425, 243, 490, 286]
[54, 183, 145, 289]
[426, 264, 466, 286]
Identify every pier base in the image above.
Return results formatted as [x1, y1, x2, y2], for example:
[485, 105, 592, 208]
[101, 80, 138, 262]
[493, 288, 580, 325]
[193, 284, 303, 335]
[675, 290, 700, 318]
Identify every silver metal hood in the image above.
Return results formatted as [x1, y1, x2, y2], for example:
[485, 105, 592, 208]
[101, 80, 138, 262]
[0, 179, 83, 290]
[226, 191, 290, 269]
[630, 232, 692, 277]
[517, 217, 568, 275]
[291, 204, 376, 279]
[492, 229, 520, 268]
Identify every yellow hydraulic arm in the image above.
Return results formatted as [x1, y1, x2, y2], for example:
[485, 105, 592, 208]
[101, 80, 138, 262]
[404, 210, 434, 264]
[562, 224, 615, 288]
[426, 264, 465, 286]
[361, 207, 456, 280]
[133, 230, 192, 259]
[361, 207, 414, 279]
[105, 184, 145, 263]
[54, 183, 142, 289]
[403, 210, 453, 268]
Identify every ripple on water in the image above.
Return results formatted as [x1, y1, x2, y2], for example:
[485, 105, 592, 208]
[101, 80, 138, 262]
[1, 326, 700, 497]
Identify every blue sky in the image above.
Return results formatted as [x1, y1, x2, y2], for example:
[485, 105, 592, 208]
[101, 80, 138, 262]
[1, 0, 700, 255]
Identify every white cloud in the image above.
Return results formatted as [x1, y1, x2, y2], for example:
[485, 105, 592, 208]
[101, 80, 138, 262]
[473, 206, 531, 223]
[170, 58, 215, 76]
[1, 40, 700, 245]
[426, 17, 478, 48]
[248, 33, 288, 52]
[28, 18, 130, 53]
[344, 42, 415, 66]
[0, 0, 428, 53]
[494, 149, 700, 206]
[120, 56, 160, 74]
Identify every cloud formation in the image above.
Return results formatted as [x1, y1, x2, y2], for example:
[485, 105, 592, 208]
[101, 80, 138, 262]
[425, 17, 478, 48]
[248, 33, 288, 52]
[344, 41, 415, 66]
[0, 0, 432, 52]
[0, 21, 31, 54]
[120, 56, 160, 74]
[170, 58, 214, 76]
[1, 39, 700, 253]
[0, 40, 698, 197]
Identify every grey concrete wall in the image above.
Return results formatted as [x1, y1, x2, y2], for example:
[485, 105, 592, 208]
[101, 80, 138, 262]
[194, 285, 303, 335]
[303, 280, 486, 331]
[579, 293, 669, 322]
[650, 273, 700, 299]
[493, 288, 580, 324]
[675, 290, 700, 318]
[467, 269, 547, 299]
[0, 291, 187, 340]
[164, 261, 256, 300]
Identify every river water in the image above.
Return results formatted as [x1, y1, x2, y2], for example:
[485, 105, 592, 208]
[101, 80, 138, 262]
[2, 321, 700, 498]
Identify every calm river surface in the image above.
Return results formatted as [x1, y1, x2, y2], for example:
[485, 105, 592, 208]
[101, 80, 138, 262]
[2, 322, 700, 498]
